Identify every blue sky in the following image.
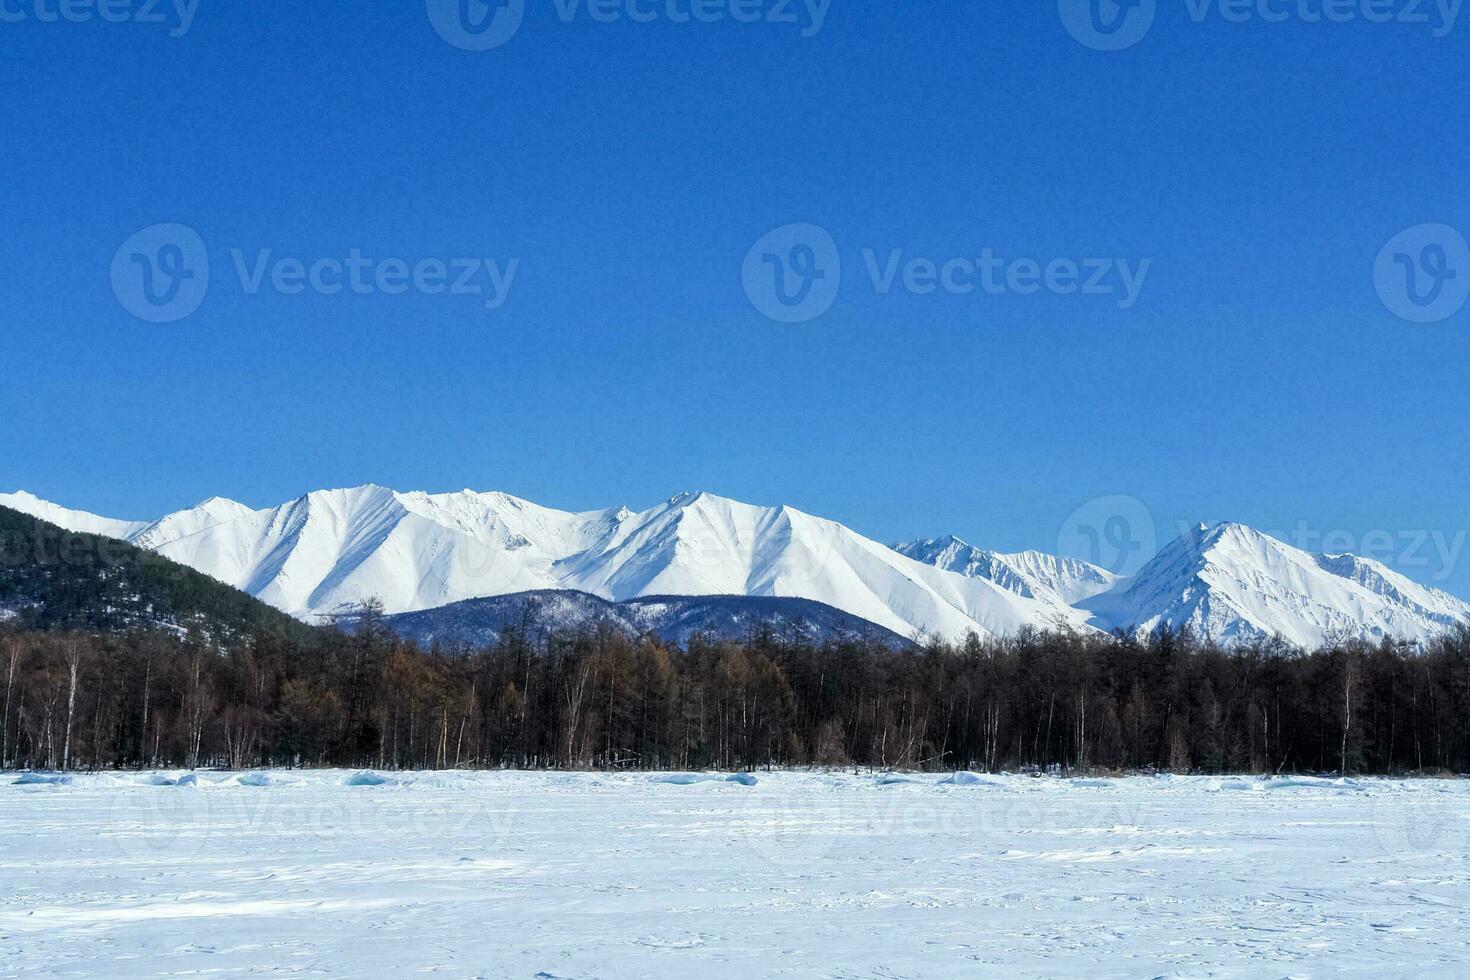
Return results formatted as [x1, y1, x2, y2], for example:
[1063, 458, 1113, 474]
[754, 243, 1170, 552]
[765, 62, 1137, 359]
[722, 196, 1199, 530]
[2, 1, 1468, 594]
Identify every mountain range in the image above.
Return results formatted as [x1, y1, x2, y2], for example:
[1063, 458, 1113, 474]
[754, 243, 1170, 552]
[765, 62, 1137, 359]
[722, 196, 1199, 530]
[3, 486, 1466, 649]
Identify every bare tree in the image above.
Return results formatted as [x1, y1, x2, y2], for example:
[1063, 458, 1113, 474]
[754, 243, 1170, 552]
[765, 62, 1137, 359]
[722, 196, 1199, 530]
[1340, 649, 1358, 775]
[62, 642, 80, 771]
[1, 638, 21, 769]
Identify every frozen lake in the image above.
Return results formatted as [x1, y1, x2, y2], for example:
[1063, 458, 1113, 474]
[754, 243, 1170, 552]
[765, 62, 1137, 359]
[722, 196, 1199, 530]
[1, 770, 1467, 978]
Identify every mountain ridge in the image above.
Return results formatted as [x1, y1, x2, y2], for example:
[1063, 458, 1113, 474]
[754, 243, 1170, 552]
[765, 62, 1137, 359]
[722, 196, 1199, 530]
[3, 488, 1466, 648]
[0, 486, 1085, 640]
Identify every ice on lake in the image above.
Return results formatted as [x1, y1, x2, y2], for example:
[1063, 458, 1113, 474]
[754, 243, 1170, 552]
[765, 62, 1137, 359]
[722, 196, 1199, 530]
[1, 770, 1467, 977]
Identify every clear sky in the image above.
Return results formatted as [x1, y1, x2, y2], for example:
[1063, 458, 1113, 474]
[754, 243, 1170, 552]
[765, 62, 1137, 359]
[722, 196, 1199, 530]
[2, 2, 1468, 595]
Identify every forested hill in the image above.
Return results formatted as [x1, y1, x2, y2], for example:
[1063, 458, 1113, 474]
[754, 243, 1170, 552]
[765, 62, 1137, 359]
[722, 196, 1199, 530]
[377, 590, 909, 649]
[0, 505, 319, 646]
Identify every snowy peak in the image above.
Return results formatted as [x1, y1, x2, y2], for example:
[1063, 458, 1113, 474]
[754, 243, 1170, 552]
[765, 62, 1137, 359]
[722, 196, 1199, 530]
[893, 535, 974, 572]
[133, 496, 260, 549]
[894, 536, 1119, 605]
[1080, 521, 1470, 648]
[549, 492, 1084, 640]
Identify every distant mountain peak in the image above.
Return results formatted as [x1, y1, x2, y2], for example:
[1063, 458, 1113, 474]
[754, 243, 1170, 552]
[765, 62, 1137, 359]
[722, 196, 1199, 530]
[893, 536, 1119, 607]
[1080, 522, 1470, 648]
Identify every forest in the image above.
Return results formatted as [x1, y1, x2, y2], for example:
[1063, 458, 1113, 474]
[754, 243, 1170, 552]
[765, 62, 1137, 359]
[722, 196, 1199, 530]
[3, 615, 1469, 776]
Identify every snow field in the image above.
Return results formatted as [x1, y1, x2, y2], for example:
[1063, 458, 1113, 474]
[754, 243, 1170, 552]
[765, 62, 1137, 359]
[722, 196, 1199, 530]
[1, 770, 1468, 977]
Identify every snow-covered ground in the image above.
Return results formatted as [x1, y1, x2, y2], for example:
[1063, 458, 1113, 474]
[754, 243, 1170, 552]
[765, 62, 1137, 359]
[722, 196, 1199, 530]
[2, 770, 1467, 978]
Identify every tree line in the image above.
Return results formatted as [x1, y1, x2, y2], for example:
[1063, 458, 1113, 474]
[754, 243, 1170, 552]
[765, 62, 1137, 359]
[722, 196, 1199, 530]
[3, 617, 1469, 775]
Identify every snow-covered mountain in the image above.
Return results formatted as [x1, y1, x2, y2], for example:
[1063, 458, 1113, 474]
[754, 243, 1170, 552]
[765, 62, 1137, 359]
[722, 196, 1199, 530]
[893, 536, 1120, 606]
[3, 488, 1467, 647]
[0, 487, 1085, 640]
[1077, 522, 1470, 648]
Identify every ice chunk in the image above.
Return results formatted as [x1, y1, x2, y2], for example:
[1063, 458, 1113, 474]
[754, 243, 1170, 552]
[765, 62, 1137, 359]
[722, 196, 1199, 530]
[654, 773, 756, 786]
[939, 771, 1004, 787]
[1214, 777, 1263, 792]
[1267, 776, 1366, 792]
